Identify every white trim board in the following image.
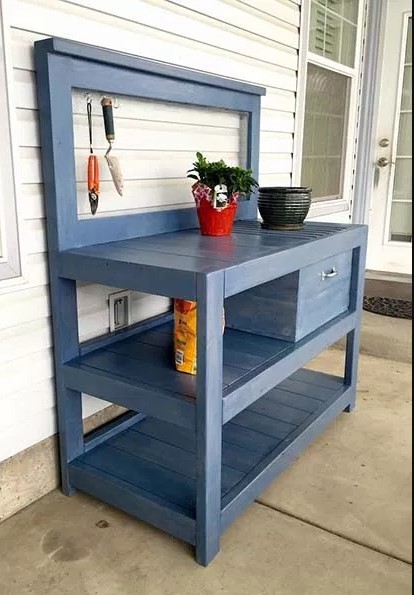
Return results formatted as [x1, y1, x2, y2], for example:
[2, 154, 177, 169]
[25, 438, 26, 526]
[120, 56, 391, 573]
[0, 3, 23, 283]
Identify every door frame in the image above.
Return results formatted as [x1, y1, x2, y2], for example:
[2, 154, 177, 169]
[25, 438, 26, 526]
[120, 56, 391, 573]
[352, 0, 388, 225]
[352, 0, 411, 235]
[382, 10, 412, 246]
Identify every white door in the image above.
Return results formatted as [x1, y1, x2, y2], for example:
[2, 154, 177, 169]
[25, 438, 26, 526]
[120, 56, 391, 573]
[368, 0, 412, 274]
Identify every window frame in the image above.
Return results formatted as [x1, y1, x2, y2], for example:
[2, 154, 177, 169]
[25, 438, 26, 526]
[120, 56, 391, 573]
[293, 0, 367, 219]
[0, 3, 23, 286]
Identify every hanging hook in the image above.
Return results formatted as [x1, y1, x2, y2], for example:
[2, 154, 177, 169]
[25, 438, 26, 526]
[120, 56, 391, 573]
[100, 95, 119, 109]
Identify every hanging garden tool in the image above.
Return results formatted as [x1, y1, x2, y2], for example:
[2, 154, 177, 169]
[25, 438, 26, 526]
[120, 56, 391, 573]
[86, 96, 100, 215]
[101, 96, 124, 196]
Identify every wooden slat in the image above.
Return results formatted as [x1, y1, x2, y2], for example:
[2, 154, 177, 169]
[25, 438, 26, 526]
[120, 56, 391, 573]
[80, 311, 173, 356]
[232, 409, 295, 439]
[57, 223, 367, 299]
[69, 459, 196, 544]
[248, 397, 310, 426]
[222, 312, 357, 422]
[67, 366, 345, 551]
[277, 377, 338, 401]
[109, 430, 243, 494]
[79, 442, 197, 512]
[58, 250, 200, 301]
[225, 225, 367, 296]
[221, 386, 353, 531]
[64, 314, 350, 434]
[131, 418, 263, 473]
[294, 368, 345, 390]
[63, 361, 196, 429]
[261, 387, 321, 414]
[105, 339, 242, 387]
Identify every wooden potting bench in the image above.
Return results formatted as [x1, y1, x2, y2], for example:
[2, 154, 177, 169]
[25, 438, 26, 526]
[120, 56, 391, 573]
[35, 38, 367, 566]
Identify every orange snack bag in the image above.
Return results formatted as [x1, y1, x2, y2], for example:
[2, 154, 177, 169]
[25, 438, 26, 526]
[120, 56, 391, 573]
[174, 300, 225, 375]
[174, 299, 198, 375]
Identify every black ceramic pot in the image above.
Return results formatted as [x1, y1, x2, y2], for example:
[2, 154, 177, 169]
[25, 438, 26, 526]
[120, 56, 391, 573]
[258, 187, 312, 230]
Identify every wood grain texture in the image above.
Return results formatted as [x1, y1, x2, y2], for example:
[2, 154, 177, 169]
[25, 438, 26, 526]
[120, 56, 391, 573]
[195, 272, 225, 565]
[68, 368, 346, 548]
[34, 41, 264, 251]
[62, 312, 355, 431]
[344, 241, 368, 412]
[35, 35, 367, 567]
[58, 222, 367, 299]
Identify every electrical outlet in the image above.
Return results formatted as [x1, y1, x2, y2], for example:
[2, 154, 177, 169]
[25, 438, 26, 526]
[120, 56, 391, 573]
[109, 290, 131, 332]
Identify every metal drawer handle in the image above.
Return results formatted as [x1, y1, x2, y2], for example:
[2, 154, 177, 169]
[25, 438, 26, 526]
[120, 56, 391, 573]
[321, 267, 338, 280]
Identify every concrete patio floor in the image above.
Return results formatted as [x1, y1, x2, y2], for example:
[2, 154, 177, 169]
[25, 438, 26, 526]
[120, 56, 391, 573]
[0, 316, 412, 594]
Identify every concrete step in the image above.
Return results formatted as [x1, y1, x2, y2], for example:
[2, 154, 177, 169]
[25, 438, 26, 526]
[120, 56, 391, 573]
[335, 310, 412, 363]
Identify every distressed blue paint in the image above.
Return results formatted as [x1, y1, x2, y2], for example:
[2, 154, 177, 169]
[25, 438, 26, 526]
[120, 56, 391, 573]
[34, 41, 264, 251]
[69, 459, 197, 545]
[58, 222, 367, 300]
[38, 37, 267, 96]
[35, 36, 368, 567]
[79, 311, 173, 356]
[84, 411, 146, 453]
[196, 272, 225, 566]
[35, 46, 83, 495]
[222, 311, 357, 423]
[344, 242, 368, 412]
[67, 368, 347, 548]
[221, 385, 354, 533]
[62, 360, 197, 430]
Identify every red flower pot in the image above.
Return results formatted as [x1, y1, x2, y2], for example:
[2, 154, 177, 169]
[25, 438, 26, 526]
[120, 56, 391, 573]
[197, 199, 238, 236]
[192, 183, 238, 236]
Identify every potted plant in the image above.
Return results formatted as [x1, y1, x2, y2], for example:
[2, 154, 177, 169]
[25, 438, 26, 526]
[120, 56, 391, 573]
[187, 152, 258, 236]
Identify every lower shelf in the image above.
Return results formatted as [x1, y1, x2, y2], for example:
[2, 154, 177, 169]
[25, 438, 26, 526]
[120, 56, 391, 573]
[68, 369, 352, 546]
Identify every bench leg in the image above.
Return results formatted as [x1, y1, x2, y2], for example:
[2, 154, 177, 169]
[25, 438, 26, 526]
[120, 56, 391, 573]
[57, 386, 84, 495]
[344, 243, 367, 413]
[195, 272, 224, 566]
[51, 277, 84, 495]
[344, 329, 359, 413]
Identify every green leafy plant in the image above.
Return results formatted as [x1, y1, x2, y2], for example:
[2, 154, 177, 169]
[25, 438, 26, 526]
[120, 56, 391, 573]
[187, 152, 258, 201]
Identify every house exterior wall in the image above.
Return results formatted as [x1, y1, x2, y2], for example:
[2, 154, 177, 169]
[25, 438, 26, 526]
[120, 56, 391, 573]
[0, 0, 301, 465]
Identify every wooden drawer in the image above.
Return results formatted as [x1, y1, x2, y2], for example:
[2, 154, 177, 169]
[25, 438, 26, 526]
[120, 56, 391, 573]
[225, 250, 353, 342]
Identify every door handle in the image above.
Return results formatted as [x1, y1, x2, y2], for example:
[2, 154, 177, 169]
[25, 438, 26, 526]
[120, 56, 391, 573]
[376, 157, 396, 168]
[377, 157, 390, 168]
[320, 267, 339, 280]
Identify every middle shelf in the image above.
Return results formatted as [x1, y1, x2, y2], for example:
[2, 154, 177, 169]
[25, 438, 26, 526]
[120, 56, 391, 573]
[63, 315, 354, 429]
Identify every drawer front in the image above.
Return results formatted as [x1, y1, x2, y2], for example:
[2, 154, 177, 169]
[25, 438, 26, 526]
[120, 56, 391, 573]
[297, 250, 353, 339]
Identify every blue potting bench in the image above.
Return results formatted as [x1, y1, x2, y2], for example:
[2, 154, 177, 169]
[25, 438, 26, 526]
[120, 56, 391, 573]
[35, 38, 368, 566]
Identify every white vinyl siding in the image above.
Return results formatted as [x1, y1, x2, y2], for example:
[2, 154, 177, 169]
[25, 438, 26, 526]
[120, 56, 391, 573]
[71, 91, 244, 218]
[0, 0, 300, 463]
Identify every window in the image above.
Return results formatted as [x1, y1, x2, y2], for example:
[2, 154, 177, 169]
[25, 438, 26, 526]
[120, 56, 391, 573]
[0, 6, 21, 282]
[300, 0, 365, 211]
[309, 0, 359, 67]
